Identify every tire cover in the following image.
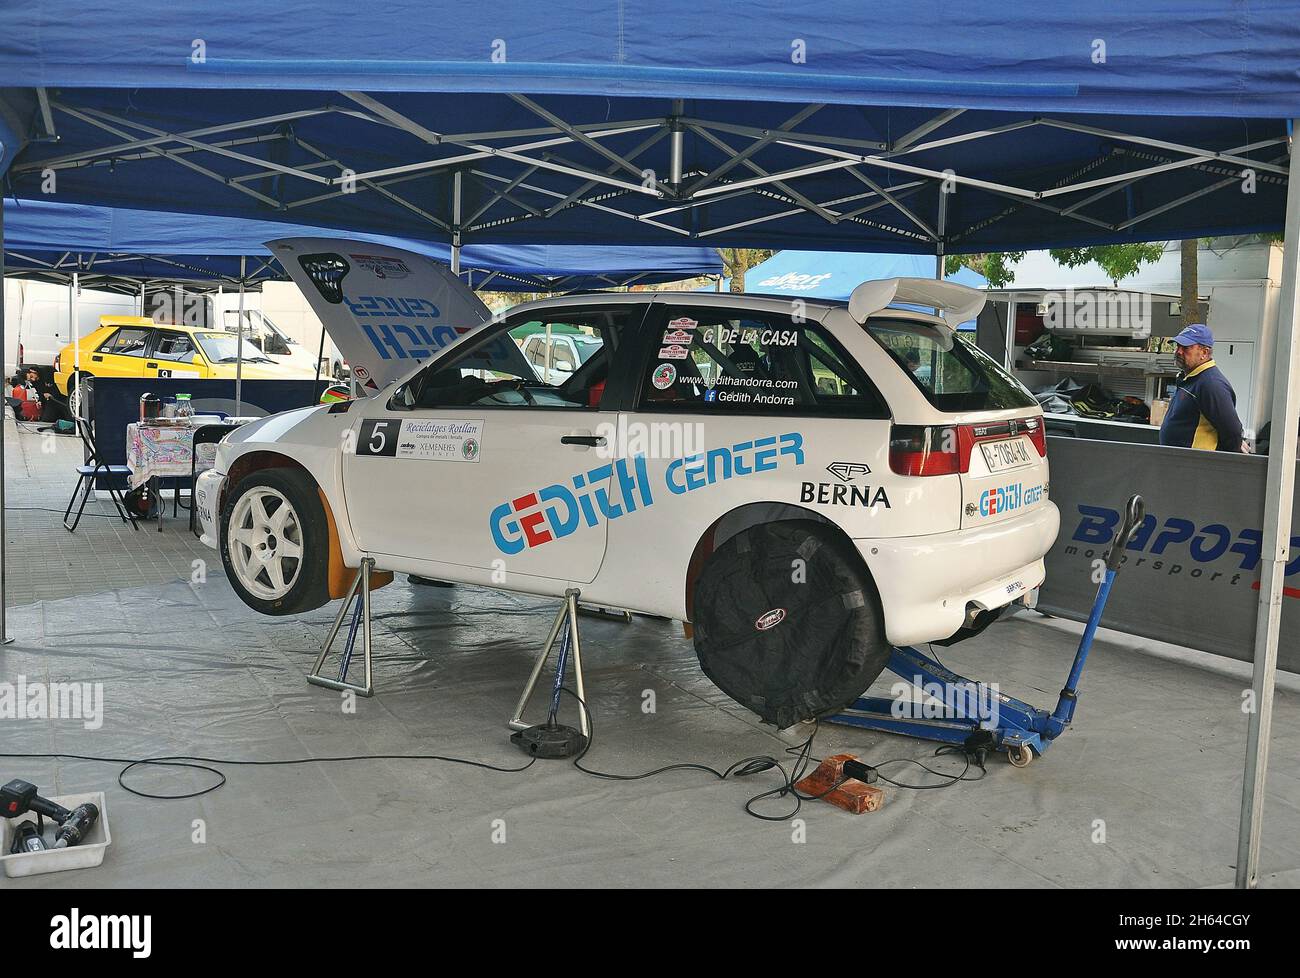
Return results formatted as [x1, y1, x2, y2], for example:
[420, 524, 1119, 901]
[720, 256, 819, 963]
[692, 520, 888, 728]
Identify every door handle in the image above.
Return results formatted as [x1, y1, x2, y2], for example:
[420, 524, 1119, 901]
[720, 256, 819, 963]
[561, 434, 606, 447]
[91, 355, 103, 362]
[146, 362, 158, 369]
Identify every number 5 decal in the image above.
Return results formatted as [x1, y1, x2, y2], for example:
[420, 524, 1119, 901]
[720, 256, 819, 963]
[356, 419, 399, 457]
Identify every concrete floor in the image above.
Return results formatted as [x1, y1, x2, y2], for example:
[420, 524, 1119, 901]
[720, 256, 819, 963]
[2, 418, 1298, 888]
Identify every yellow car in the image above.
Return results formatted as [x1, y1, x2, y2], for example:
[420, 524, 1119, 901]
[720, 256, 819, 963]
[55, 317, 304, 395]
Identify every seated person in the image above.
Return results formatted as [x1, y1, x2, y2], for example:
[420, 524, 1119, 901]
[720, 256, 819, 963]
[22, 367, 73, 424]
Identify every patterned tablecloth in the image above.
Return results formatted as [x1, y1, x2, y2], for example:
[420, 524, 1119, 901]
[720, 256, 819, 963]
[125, 421, 222, 489]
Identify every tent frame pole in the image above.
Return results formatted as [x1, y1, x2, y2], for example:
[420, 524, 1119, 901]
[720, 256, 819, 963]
[1235, 119, 1300, 889]
[0, 203, 10, 644]
[234, 256, 245, 417]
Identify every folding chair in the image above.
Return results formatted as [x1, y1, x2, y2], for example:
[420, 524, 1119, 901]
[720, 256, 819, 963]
[188, 423, 233, 536]
[63, 414, 138, 532]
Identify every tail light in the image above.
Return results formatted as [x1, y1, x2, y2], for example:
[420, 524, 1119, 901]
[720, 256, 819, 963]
[52, 352, 59, 374]
[19, 343, 25, 365]
[1021, 416, 1047, 456]
[889, 425, 966, 476]
[890, 416, 1047, 476]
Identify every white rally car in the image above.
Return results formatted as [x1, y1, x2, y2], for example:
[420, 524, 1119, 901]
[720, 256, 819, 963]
[195, 238, 1059, 728]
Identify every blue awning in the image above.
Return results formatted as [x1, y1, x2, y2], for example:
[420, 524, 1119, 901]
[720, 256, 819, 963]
[0, 3, 1295, 252]
[1, 199, 721, 290]
[737, 250, 987, 299]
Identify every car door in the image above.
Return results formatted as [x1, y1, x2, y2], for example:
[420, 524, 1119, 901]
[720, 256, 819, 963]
[340, 303, 647, 583]
[144, 329, 205, 380]
[88, 325, 154, 379]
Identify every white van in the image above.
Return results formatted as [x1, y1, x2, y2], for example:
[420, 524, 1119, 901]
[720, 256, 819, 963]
[4, 279, 140, 374]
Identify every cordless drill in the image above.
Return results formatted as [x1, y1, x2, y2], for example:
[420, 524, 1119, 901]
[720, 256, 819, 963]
[1, 779, 100, 853]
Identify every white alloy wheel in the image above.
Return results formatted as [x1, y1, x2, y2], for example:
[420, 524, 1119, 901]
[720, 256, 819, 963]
[227, 487, 305, 600]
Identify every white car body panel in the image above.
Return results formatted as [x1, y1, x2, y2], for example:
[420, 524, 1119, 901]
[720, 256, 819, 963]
[201, 239, 1059, 649]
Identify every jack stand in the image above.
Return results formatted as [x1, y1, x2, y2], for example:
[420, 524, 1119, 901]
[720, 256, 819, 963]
[308, 558, 376, 698]
[509, 588, 589, 758]
[830, 494, 1145, 768]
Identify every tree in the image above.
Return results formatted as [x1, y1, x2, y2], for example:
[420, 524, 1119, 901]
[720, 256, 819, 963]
[1180, 239, 1199, 326]
[1048, 243, 1165, 285]
[947, 243, 1164, 288]
[718, 248, 775, 293]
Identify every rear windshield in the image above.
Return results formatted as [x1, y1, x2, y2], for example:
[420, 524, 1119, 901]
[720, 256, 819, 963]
[866, 318, 1035, 412]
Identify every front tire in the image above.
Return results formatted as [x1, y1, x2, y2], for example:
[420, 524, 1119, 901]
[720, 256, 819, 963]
[220, 468, 330, 616]
[691, 520, 889, 728]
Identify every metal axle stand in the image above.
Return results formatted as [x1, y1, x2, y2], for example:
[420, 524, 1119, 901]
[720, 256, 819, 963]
[509, 588, 589, 756]
[831, 495, 1145, 768]
[308, 558, 376, 698]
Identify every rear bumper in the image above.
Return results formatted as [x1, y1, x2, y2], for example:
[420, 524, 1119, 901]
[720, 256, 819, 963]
[195, 469, 225, 549]
[855, 502, 1060, 647]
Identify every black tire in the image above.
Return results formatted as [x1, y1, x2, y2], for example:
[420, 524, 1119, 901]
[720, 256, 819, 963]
[220, 467, 331, 616]
[691, 520, 888, 728]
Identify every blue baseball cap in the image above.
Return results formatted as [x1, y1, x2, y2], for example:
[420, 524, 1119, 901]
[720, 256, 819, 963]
[1172, 323, 1213, 348]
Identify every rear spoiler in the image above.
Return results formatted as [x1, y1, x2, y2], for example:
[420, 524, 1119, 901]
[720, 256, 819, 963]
[847, 277, 986, 330]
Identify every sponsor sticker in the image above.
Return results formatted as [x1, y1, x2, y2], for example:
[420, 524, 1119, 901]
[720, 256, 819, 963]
[651, 363, 678, 389]
[667, 317, 698, 330]
[356, 418, 485, 461]
[755, 608, 786, 631]
[353, 365, 370, 381]
[658, 345, 691, 360]
[662, 329, 694, 345]
[827, 462, 871, 482]
[350, 253, 411, 279]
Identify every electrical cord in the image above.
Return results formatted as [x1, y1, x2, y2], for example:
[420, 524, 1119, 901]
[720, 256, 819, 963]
[0, 749, 537, 801]
[563, 689, 849, 821]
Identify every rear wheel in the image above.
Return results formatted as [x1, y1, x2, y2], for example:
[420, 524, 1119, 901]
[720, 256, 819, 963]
[691, 520, 889, 728]
[220, 468, 330, 616]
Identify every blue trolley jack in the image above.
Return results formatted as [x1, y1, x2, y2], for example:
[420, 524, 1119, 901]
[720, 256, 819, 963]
[830, 494, 1144, 768]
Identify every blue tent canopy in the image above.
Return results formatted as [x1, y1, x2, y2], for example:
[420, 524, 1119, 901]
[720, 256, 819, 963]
[738, 250, 987, 299]
[0, 3, 1296, 254]
[1, 199, 720, 290]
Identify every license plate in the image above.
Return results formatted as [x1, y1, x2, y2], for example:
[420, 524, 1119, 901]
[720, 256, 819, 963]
[980, 437, 1033, 472]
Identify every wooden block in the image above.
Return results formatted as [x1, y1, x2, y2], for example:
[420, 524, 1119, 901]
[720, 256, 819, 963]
[795, 753, 885, 815]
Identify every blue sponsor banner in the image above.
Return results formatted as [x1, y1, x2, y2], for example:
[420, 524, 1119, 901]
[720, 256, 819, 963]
[1038, 437, 1299, 672]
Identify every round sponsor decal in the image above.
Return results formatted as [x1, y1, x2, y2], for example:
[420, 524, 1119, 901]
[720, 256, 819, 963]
[462, 437, 480, 460]
[755, 608, 786, 632]
[353, 365, 370, 381]
[651, 363, 677, 389]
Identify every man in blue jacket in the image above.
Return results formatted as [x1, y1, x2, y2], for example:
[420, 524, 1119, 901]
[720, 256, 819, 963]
[1158, 324, 1245, 452]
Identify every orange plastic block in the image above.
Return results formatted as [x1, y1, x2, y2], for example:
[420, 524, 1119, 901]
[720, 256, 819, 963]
[794, 753, 885, 814]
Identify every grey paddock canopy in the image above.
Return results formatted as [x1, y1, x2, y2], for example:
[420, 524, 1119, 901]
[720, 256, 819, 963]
[1, 1, 1300, 890]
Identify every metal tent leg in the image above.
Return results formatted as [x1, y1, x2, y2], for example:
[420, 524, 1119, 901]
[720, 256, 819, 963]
[509, 588, 588, 739]
[307, 558, 375, 697]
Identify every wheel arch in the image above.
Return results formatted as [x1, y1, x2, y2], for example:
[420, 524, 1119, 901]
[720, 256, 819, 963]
[222, 450, 387, 600]
[683, 501, 875, 623]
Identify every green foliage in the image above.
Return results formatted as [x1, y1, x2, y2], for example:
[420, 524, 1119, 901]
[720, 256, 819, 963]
[946, 243, 1165, 288]
[1047, 243, 1165, 284]
[944, 252, 1024, 288]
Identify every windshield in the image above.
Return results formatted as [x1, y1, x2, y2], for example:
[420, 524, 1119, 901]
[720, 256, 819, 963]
[866, 318, 1035, 412]
[194, 332, 275, 364]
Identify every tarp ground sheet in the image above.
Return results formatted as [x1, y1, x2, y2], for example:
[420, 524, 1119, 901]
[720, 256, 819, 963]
[2, 575, 1298, 888]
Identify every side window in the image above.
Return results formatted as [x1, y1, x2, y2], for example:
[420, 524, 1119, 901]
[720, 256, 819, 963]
[638, 307, 888, 417]
[392, 307, 635, 411]
[98, 327, 152, 357]
[152, 331, 195, 362]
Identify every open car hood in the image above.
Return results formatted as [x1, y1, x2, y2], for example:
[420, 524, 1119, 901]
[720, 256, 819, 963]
[270, 237, 492, 393]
